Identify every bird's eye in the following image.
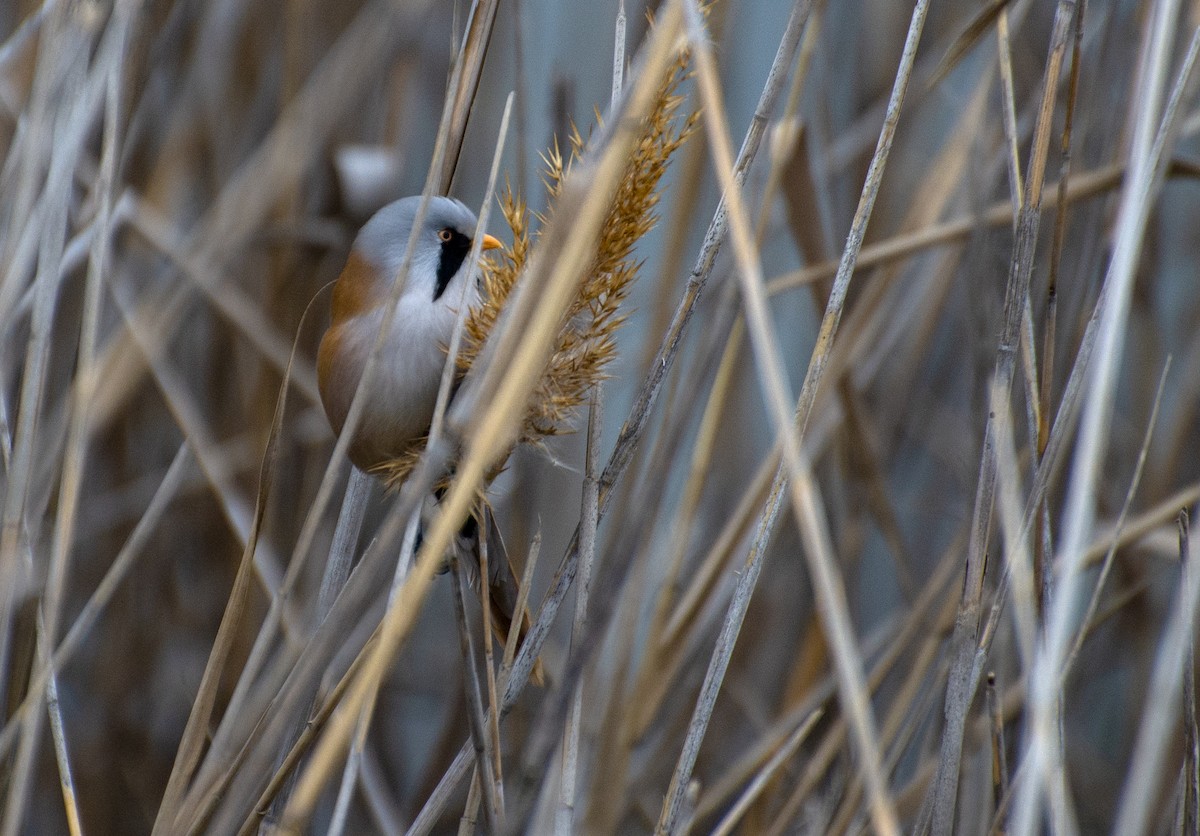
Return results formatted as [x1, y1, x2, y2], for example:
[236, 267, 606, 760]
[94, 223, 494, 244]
[437, 229, 454, 243]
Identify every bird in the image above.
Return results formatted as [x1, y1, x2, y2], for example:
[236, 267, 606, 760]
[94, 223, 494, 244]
[317, 195, 540, 680]
[317, 195, 501, 471]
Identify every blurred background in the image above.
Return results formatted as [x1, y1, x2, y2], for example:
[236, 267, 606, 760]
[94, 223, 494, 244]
[2, 0, 1200, 833]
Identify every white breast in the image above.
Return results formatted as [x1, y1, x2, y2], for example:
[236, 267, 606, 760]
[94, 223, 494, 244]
[334, 279, 478, 467]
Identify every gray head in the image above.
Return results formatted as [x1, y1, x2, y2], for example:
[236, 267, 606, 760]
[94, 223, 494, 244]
[354, 195, 484, 302]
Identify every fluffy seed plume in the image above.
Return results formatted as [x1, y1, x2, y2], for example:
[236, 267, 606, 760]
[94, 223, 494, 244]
[375, 49, 695, 490]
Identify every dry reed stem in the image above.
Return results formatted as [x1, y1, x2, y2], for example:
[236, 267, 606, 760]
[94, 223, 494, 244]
[412, 1, 799, 824]
[768, 157, 1146, 293]
[691, 527, 960, 820]
[154, 3, 443, 820]
[0, 444, 191, 762]
[149, 264, 340, 832]
[5, 2, 1200, 832]
[1111, 505, 1200, 835]
[374, 36, 693, 490]
[929, 1, 1079, 829]
[35, 608, 81, 836]
[279, 11, 688, 828]
[710, 707, 824, 836]
[441, 0, 501, 192]
[0, 9, 127, 831]
[1183, 510, 1200, 835]
[558, 390, 602, 832]
[402, 0, 818, 820]
[449, 557, 503, 832]
[1018, 16, 1198, 836]
[0, 20, 93, 801]
[175, 4, 501, 827]
[1061, 361, 1170, 678]
[657, 0, 930, 832]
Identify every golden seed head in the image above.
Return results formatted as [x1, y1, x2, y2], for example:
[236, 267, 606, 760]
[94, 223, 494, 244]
[375, 47, 696, 490]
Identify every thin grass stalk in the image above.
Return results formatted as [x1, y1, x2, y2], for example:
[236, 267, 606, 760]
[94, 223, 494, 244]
[407, 1, 813, 824]
[838, 378, 918, 598]
[765, 161, 1132, 296]
[319, 471, 372, 618]
[1078, 484, 1200, 566]
[1044, 0, 1085, 383]
[0, 0, 127, 769]
[927, 0, 1016, 89]
[995, 7, 1023, 209]
[987, 672, 1009, 823]
[692, 529, 964, 825]
[509, 0, 529, 196]
[1015, 17, 1197, 836]
[1061, 361, 1170, 678]
[1184, 510, 1199, 836]
[87, 0, 434, 438]
[163, 2, 476, 823]
[992, 379, 1039, 670]
[357, 748, 406, 833]
[822, 635, 945, 836]
[557, 391, 602, 834]
[0, 444, 191, 761]
[459, 771, 482, 836]
[414, 531, 543, 836]
[710, 709, 824, 836]
[441, 0, 500, 191]
[280, 12, 688, 827]
[451, 557, 504, 833]
[658, 1, 928, 830]
[165, 285, 337, 830]
[752, 4, 818, 246]
[612, 0, 626, 105]
[500, 532, 542, 681]
[0, 198, 44, 354]
[256, 467, 370, 832]
[1035, 0, 1086, 618]
[478, 523, 504, 810]
[1111, 502, 1200, 835]
[36, 609, 81, 836]
[929, 1, 1080, 829]
[0, 32, 103, 836]
[18, 8, 127, 831]
[1036, 280, 1058, 611]
[325, 711, 368, 836]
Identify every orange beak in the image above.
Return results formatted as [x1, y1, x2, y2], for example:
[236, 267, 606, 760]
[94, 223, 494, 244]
[480, 233, 503, 251]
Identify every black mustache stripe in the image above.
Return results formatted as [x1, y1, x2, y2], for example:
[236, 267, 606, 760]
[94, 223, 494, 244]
[433, 229, 473, 301]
